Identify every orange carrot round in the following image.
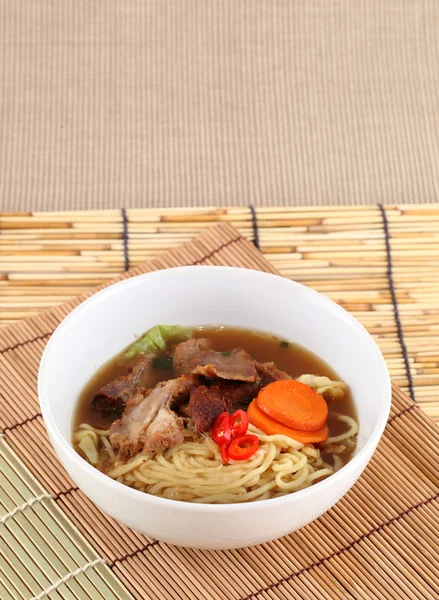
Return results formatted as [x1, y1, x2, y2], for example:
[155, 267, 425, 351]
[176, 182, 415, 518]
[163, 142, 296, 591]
[256, 380, 328, 432]
[248, 400, 328, 444]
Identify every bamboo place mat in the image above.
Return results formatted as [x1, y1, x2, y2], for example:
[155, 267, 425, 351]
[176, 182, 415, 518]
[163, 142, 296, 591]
[1, 221, 439, 600]
[1, 205, 439, 423]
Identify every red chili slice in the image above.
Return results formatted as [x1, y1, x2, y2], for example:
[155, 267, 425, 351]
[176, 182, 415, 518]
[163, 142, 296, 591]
[230, 409, 248, 439]
[228, 434, 259, 461]
[220, 444, 230, 463]
[212, 412, 232, 446]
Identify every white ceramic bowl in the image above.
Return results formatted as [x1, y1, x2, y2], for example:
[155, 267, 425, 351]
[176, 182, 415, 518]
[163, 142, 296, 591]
[39, 266, 391, 549]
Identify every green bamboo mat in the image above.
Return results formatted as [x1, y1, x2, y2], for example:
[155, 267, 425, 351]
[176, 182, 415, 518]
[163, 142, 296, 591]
[0, 441, 131, 600]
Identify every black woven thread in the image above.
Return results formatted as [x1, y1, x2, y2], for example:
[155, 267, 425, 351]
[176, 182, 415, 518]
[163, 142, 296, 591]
[54, 487, 77, 499]
[249, 205, 261, 250]
[0, 332, 51, 353]
[121, 207, 130, 271]
[2, 412, 42, 433]
[387, 404, 416, 424]
[193, 235, 244, 264]
[378, 204, 415, 401]
[109, 540, 160, 567]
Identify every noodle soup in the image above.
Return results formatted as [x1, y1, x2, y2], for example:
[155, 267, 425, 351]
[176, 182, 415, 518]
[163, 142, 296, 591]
[73, 326, 358, 503]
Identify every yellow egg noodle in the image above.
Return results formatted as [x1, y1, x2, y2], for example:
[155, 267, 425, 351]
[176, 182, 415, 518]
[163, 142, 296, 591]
[73, 412, 359, 504]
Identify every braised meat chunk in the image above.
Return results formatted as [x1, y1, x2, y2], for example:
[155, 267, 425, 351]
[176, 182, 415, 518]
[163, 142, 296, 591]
[143, 408, 184, 454]
[172, 338, 212, 375]
[189, 385, 232, 432]
[92, 354, 151, 417]
[191, 349, 257, 382]
[189, 379, 256, 432]
[213, 379, 257, 407]
[256, 362, 292, 387]
[109, 375, 194, 457]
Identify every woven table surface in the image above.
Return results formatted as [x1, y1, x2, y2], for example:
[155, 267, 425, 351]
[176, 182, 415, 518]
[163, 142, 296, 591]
[2, 2, 439, 212]
[0, 218, 438, 599]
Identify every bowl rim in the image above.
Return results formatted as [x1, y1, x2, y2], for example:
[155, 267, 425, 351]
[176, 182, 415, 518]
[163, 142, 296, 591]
[39, 265, 392, 512]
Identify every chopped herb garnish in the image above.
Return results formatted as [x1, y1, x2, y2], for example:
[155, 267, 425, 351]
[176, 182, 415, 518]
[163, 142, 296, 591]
[152, 356, 173, 369]
[280, 341, 289, 348]
[221, 351, 231, 356]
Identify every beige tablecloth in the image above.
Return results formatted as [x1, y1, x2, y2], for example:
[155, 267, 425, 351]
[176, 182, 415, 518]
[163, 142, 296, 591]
[1, 1, 438, 211]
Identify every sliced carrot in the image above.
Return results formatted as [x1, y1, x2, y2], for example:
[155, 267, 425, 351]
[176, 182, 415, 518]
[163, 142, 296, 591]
[256, 380, 328, 432]
[248, 400, 328, 444]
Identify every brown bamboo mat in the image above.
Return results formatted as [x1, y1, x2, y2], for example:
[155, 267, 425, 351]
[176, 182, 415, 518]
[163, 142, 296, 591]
[1, 205, 439, 423]
[1, 221, 439, 599]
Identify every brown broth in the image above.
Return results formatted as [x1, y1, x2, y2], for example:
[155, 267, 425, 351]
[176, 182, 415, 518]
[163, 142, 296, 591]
[74, 326, 358, 468]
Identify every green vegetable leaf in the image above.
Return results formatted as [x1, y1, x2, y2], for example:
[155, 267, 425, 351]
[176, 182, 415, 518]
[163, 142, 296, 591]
[147, 326, 167, 351]
[124, 325, 192, 360]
